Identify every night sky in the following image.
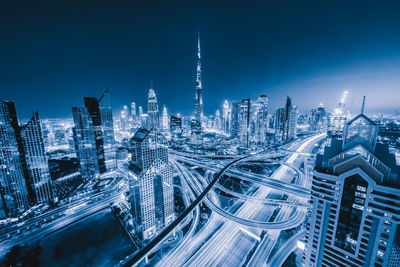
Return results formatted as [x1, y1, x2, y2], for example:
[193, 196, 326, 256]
[1, 0, 400, 119]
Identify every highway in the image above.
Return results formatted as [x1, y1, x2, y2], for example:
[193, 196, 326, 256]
[121, 149, 257, 266]
[155, 133, 325, 266]
[174, 159, 308, 230]
[175, 155, 311, 197]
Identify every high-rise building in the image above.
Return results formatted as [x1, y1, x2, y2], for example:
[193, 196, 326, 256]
[120, 108, 128, 131]
[304, 111, 400, 267]
[283, 96, 297, 141]
[275, 96, 297, 142]
[310, 104, 327, 132]
[1, 102, 34, 204]
[230, 102, 241, 137]
[251, 95, 268, 145]
[274, 107, 285, 141]
[20, 112, 53, 204]
[288, 105, 298, 140]
[84, 97, 107, 174]
[138, 106, 148, 129]
[222, 100, 230, 134]
[170, 116, 182, 137]
[72, 107, 99, 181]
[328, 91, 349, 139]
[162, 105, 169, 132]
[191, 120, 202, 145]
[214, 110, 222, 130]
[0, 101, 29, 217]
[100, 106, 116, 171]
[194, 33, 203, 122]
[72, 92, 114, 179]
[131, 102, 137, 123]
[0, 101, 53, 211]
[148, 87, 160, 129]
[129, 128, 174, 240]
[239, 99, 251, 147]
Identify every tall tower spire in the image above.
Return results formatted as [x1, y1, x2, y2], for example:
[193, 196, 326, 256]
[194, 32, 203, 122]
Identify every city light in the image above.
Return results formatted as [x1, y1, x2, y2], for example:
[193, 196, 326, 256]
[1, 2, 400, 267]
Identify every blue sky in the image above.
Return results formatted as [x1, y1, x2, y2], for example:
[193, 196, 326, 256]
[1, 0, 400, 118]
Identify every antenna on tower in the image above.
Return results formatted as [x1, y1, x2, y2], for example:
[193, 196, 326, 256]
[197, 32, 201, 59]
[361, 96, 366, 114]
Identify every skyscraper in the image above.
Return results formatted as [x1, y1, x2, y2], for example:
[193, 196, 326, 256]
[0, 102, 29, 217]
[139, 106, 148, 129]
[2, 101, 34, 204]
[20, 112, 53, 204]
[194, 33, 203, 122]
[148, 87, 160, 129]
[239, 99, 251, 147]
[328, 91, 349, 139]
[131, 102, 137, 123]
[170, 115, 182, 137]
[120, 106, 129, 131]
[0, 101, 52, 211]
[72, 92, 114, 179]
[100, 106, 116, 171]
[304, 110, 400, 266]
[230, 102, 241, 137]
[129, 128, 174, 240]
[72, 107, 99, 181]
[84, 97, 107, 174]
[191, 120, 202, 145]
[162, 105, 169, 132]
[223, 100, 230, 134]
[274, 107, 285, 141]
[288, 105, 298, 140]
[214, 110, 222, 130]
[310, 104, 327, 132]
[283, 96, 293, 141]
[276, 96, 297, 142]
[251, 95, 268, 145]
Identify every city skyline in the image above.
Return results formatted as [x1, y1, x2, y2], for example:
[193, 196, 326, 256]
[2, 1, 400, 119]
[1, 1, 400, 266]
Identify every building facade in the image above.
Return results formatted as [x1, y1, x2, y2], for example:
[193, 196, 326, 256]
[275, 107, 285, 142]
[230, 102, 240, 137]
[20, 112, 53, 204]
[72, 107, 99, 181]
[250, 94, 268, 145]
[148, 88, 160, 129]
[73, 95, 115, 180]
[129, 128, 174, 240]
[100, 106, 116, 171]
[162, 105, 169, 132]
[239, 99, 251, 147]
[304, 113, 400, 267]
[0, 101, 29, 217]
[84, 97, 107, 174]
[170, 116, 182, 137]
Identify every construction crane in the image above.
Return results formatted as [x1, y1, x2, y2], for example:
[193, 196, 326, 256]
[98, 88, 109, 104]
